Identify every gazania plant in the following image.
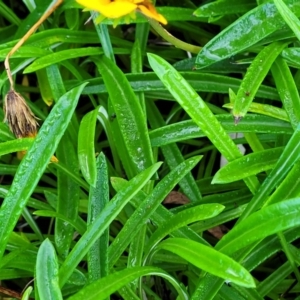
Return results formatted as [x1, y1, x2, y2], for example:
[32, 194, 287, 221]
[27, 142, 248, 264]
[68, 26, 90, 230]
[1, 0, 300, 299]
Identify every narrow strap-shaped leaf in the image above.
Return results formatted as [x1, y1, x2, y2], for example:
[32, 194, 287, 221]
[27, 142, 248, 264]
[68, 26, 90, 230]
[22, 207, 43, 241]
[145, 204, 224, 253]
[271, 57, 300, 129]
[47, 65, 80, 259]
[67, 266, 188, 300]
[0, 1, 21, 25]
[267, 160, 300, 205]
[36, 239, 62, 300]
[217, 198, 300, 255]
[195, 0, 300, 68]
[147, 53, 260, 194]
[91, 16, 115, 62]
[224, 102, 289, 122]
[107, 100, 136, 177]
[282, 47, 300, 68]
[149, 115, 292, 147]
[34, 210, 86, 235]
[127, 224, 147, 291]
[55, 134, 80, 258]
[111, 177, 209, 246]
[135, 22, 150, 55]
[238, 123, 300, 222]
[0, 83, 87, 260]
[232, 42, 288, 120]
[128, 41, 147, 288]
[108, 156, 202, 268]
[77, 72, 279, 100]
[257, 261, 292, 297]
[274, 0, 300, 41]
[0, 138, 33, 155]
[78, 108, 98, 187]
[131, 39, 146, 113]
[87, 153, 109, 282]
[21, 286, 33, 300]
[95, 56, 154, 178]
[213, 147, 284, 183]
[194, 0, 256, 17]
[58, 162, 162, 287]
[147, 100, 202, 202]
[36, 69, 54, 106]
[14, 0, 59, 38]
[219, 284, 246, 300]
[97, 106, 122, 175]
[154, 238, 255, 288]
[148, 54, 241, 161]
[24, 48, 129, 73]
[229, 284, 264, 300]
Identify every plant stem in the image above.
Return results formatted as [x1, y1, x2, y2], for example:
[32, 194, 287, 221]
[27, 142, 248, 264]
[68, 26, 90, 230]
[148, 19, 201, 54]
[4, 0, 63, 88]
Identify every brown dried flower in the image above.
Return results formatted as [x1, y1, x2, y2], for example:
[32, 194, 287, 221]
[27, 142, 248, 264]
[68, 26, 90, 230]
[4, 89, 38, 138]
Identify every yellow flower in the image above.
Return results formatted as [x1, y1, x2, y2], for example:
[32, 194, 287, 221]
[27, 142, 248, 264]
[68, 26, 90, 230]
[76, 0, 167, 25]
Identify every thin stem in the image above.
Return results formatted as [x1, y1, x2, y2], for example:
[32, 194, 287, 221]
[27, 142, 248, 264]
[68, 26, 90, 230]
[148, 18, 202, 54]
[4, 0, 63, 88]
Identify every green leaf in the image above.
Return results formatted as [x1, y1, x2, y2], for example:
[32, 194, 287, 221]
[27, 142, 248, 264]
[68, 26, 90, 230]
[95, 56, 154, 178]
[195, 0, 300, 68]
[224, 102, 289, 122]
[87, 153, 109, 282]
[0, 138, 33, 155]
[194, 0, 256, 17]
[232, 42, 287, 120]
[145, 204, 225, 253]
[0, 46, 50, 60]
[147, 54, 241, 161]
[92, 17, 115, 62]
[267, 161, 300, 205]
[14, 0, 58, 38]
[36, 239, 62, 300]
[149, 115, 292, 147]
[58, 162, 162, 287]
[213, 147, 284, 183]
[274, 0, 300, 41]
[238, 123, 300, 221]
[78, 108, 99, 187]
[108, 156, 202, 268]
[21, 286, 33, 300]
[271, 57, 300, 129]
[147, 100, 202, 202]
[281, 47, 300, 68]
[70, 72, 279, 101]
[155, 238, 255, 288]
[56, 133, 80, 258]
[24, 48, 130, 73]
[217, 198, 300, 255]
[147, 53, 259, 193]
[0, 83, 87, 260]
[67, 266, 188, 300]
[0, 1, 21, 25]
[34, 210, 86, 236]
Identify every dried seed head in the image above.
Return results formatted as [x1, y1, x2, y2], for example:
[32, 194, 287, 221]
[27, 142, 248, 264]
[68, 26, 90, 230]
[4, 89, 38, 138]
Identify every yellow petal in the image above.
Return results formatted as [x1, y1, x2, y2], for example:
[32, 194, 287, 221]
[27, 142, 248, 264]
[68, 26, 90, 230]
[103, 2, 137, 18]
[138, 3, 167, 24]
[76, 0, 110, 11]
[77, 0, 137, 18]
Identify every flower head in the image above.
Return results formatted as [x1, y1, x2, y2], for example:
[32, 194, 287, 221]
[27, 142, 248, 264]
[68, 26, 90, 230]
[4, 89, 38, 139]
[76, 0, 167, 25]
